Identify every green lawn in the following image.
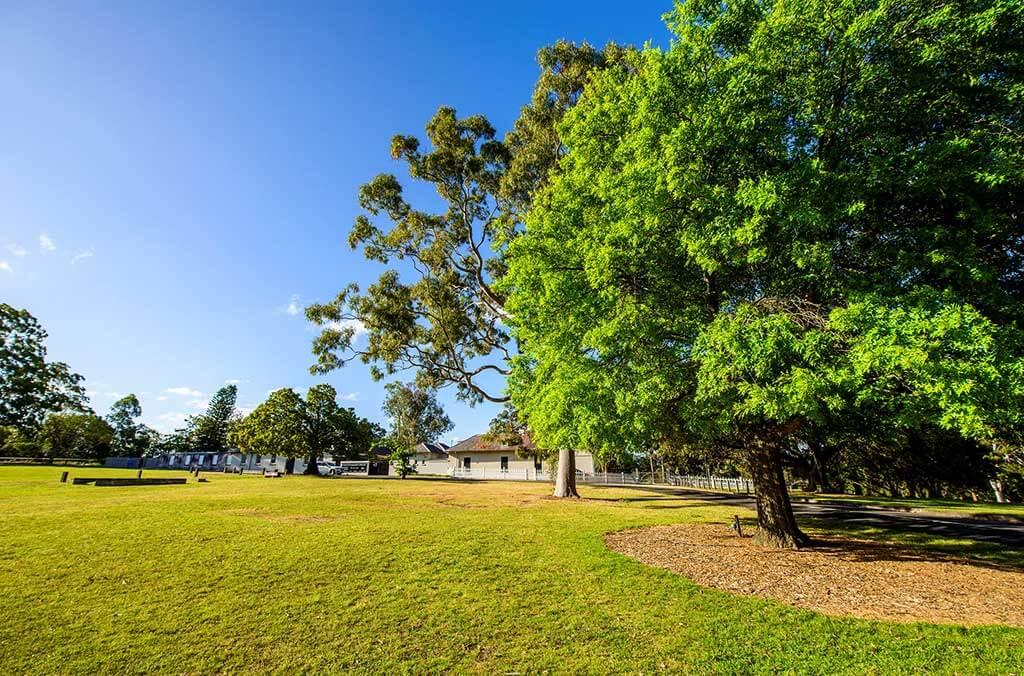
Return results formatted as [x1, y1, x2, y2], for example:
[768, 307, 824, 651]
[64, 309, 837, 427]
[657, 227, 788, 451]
[1, 466, 1022, 674]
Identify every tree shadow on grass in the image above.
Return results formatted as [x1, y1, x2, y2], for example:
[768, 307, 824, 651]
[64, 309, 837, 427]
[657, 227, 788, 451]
[800, 516, 1024, 572]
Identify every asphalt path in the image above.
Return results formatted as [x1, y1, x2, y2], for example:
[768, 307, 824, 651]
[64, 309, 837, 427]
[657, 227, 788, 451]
[619, 485, 1024, 548]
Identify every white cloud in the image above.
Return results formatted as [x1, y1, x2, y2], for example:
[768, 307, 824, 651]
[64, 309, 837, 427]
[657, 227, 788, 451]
[7, 244, 26, 257]
[224, 379, 242, 385]
[71, 249, 94, 264]
[187, 399, 208, 410]
[0, 260, 10, 274]
[38, 233, 55, 252]
[165, 386, 206, 398]
[340, 392, 360, 401]
[155, 395, 168, 401]
[279, 294, 302, 316]
[324, 319, 367, 337]
[151, 412, 189, 433]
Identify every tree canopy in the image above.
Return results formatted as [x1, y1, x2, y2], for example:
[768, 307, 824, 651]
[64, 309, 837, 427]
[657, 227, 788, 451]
[106, 394, 157, 458]
[0, 304, 87, 431]
[307, 42, 628, 496]
[230, 384, 382, 475]
[382, 382, 453, 451]
[37, 412, 114, 460]
[505, 0, 1024, 546]
[190, 384, 239, 455]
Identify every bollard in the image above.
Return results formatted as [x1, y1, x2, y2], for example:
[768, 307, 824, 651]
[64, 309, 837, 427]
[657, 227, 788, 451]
[60, 471, 69, 483]
[137, 469, 144, 479]
[731, 515, 743, 537]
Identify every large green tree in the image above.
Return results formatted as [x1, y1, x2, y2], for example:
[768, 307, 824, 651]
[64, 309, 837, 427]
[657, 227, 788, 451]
[106, 394, 157, 458]
[307, 42, 626, 497]
[0, 304, 87, 431]
[506, 0, 1024, 546]
[37, 412, 114, 460]
[229, 388, 306, 469]
[230, 385, 381, 476]
[382, 382, 453, 451]
[191, 384, 239, 455]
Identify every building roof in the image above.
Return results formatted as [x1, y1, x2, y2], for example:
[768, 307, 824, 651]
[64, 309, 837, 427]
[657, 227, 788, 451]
[415, 441, 450, 456]
[447, 433, 537, 454]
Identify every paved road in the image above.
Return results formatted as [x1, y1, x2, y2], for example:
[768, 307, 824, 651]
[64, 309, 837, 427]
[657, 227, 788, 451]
[622, 485, 1024, 548]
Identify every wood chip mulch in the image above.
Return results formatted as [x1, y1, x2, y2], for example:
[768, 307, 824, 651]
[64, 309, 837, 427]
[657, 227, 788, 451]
[605, 524, 1024, 627]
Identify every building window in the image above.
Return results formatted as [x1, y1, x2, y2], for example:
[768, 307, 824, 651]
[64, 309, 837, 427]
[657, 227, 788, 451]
[500, 456, 509, 471]
[271, 454, 276, 463]
[462, 457, 471, 469]
[534, 458, 542, 471]
[255, 455, 261, 464]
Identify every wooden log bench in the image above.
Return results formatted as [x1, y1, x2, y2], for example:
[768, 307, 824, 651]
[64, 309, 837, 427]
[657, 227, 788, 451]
[71, 477, 188, 486]
[263, 469, 282, 478]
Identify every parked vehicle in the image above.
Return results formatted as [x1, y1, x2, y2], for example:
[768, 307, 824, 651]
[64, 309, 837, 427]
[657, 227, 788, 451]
[317, 462, 339, 475]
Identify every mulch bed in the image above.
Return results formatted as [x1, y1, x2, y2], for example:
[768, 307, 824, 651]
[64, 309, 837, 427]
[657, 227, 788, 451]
[605, 524, 1024, 627]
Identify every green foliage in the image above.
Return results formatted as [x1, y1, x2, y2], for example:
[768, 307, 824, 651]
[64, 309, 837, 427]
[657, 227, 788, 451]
[230, 385, 383, 473]
[380, 437, 416, 479]
[105, 394, 156, 457]
[308, 42, 631, 408]
[307, 107, 513, 404]
[190, 385, 239, 455]
[37, 413, 114, 460]
[505, 0, 1024, 531]
[382, 382, 452, 451]
[229, 388, 306, 460]
[0, 304, 87, 431]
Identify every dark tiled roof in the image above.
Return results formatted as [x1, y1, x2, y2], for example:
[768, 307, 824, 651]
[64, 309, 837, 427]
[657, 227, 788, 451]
[415, 441, 450, 456]
[447, 433, 537, 454]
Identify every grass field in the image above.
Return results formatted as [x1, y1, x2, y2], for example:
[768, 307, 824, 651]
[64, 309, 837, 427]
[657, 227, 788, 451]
[1, 466, 1022, 674]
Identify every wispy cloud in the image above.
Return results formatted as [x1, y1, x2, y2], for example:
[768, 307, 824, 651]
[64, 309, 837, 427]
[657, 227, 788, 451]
[187, 399, 208, 411]
[224, 379, 242, 385]
[281, 294, 301, 316]
[165, 386, 206, 398]
[71, 249, 94, 264]
[324, 318, 367, 338]
[7, 244, 26, 257]
[155, 395, 168, 401]
[151, 412, 189, 433]
[0, 260, 10, 274]
[38, 233, 55, 252]
[340, 392, 360, 401]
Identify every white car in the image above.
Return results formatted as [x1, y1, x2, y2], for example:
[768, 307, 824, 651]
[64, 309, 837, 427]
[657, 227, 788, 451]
[316, 462, 339, 476]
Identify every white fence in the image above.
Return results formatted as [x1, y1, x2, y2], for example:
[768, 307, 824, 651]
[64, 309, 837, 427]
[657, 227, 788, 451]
[446, 466, 752, 494]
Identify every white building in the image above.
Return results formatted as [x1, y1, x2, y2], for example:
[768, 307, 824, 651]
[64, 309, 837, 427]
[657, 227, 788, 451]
[445, 434, 594, 480]
[411, 441, 452, 474]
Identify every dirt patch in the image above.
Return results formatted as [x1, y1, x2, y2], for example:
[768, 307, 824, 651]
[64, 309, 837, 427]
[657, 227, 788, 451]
[605, 524, 1024, 627]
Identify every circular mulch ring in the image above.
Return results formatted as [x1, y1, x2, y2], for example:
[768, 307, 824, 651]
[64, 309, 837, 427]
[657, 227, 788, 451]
[605, 524, 1024, 627]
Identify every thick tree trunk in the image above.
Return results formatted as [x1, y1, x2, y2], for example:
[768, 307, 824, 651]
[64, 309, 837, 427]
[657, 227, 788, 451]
[748, 437, 809, 549]
[285, 457, 295, 475]
[552, 449, 580, 498]
[303, 449, 320, 476]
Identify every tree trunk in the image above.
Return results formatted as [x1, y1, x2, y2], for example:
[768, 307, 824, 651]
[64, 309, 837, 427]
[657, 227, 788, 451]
[552, 449, 579, 498]
[285, 457, 295, 475]
[991, 479, 1007, 503]
[748, 437, 808, 549]
[303, 449, 320, 475]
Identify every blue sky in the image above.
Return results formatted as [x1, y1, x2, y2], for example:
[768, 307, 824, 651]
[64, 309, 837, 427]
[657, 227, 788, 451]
[0, 1, 671, 440]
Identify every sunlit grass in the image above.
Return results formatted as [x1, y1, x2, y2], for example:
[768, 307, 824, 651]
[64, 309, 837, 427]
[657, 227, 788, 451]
[1, 466, 1022, 673]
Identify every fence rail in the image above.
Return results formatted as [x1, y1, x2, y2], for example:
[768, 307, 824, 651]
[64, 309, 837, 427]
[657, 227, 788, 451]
[0, 456, 103, 466]
[446, 466, 752, 494]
